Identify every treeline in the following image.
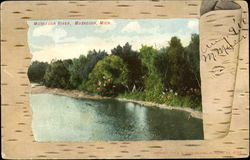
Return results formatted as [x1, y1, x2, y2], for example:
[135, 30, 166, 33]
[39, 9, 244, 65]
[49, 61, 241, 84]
[28, 34, 201, 110]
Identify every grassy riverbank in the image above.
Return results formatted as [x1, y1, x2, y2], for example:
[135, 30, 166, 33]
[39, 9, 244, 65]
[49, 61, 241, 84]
[118, 91, 202, 111]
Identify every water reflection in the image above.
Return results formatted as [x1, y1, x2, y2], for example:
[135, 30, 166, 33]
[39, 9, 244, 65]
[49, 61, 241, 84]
[30, 93, 204, 142]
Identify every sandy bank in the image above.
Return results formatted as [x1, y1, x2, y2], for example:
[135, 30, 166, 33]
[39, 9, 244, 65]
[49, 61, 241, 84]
[31, 83, 202, 119]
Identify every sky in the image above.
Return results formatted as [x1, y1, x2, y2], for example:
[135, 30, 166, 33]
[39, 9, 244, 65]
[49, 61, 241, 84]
[27, 18, 198, 62]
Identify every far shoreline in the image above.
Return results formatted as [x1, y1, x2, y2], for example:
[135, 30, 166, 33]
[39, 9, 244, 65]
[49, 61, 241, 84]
[30, 83, 203, 119]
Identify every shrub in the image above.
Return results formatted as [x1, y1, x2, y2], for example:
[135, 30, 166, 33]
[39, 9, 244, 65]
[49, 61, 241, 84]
[84, 55, 129, 96]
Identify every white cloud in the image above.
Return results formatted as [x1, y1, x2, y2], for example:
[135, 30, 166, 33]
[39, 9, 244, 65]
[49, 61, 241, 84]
[121, 21, 141, 33]
[32, 25, 67, 43]
[187, 20, 198, 30]
[31, 43, 84, 62]
[29, 43, 46, 51]
[33, 25, 55, 37]
[94, 19, 117, 33]
[31, 36, 116, 62]
[52, 28, 67, 42]
[121, 21, 159, 34]
[57, 37, 78, 44]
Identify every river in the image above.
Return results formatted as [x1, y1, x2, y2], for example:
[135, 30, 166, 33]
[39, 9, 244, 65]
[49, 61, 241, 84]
[30, 93, 204, 142]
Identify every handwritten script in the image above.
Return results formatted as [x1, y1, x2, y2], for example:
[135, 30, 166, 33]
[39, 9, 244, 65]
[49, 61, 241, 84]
[201, 18, 247, 62]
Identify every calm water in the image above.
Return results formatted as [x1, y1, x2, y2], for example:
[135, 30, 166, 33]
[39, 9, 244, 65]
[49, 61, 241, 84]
[30, 93, 204, 142]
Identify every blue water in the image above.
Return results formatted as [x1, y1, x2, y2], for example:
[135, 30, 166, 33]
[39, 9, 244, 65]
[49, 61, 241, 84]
[30, 93, 204, 142]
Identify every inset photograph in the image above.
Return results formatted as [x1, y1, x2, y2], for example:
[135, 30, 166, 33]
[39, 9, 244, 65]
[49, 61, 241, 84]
[27, 18, 203, 142]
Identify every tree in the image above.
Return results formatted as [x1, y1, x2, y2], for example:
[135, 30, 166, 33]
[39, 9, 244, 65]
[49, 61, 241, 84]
[165, 36, 196, 95]
[44, 60, 72, 89]
[28, 61, 48, 83]
[81, 49, 108, 82]
[111, 42, 145, 91]
[139, 45, 164, 101]
[69, 55, 87, 89]
[166, 37, 185, 92]
[154, 51, 170, 89]
[85, 55, 129, 96]
[62, 59, 73, 69]
[185, 34, 200, 89]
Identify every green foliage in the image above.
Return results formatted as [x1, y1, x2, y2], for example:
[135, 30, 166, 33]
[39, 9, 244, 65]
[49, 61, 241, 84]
[44, 59, 72, 89]
[81, 49, 108, 82]
[139, 45, 158, 71]
[166, 37, 186, 91]
[84, 55, 129, 96]
[69, 55, 87, 89]
[119, 91, 202, 111]
[139, 45, 164, 101]
[70, 50, 108, 91]
[154, 50, 170, 88]
[154, 36, 193, 95]
[30, 35, 201, 110]
[111, 42, 145, 91]
[185, 34, 200, 89]
[118, 91, 147, 101]
[119, 37, 202, 110]
[28, 61, 48, 83]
